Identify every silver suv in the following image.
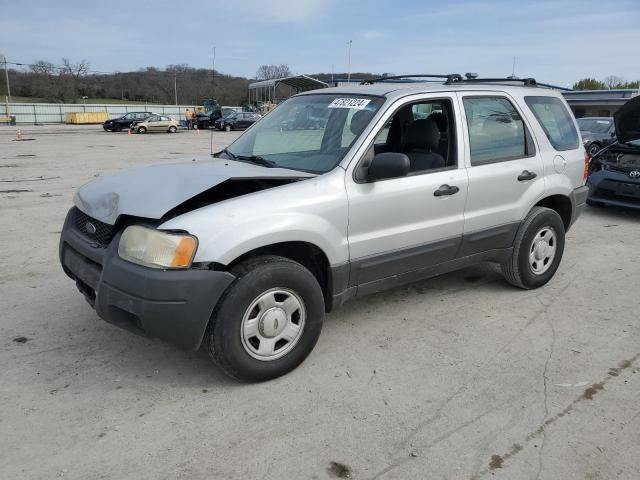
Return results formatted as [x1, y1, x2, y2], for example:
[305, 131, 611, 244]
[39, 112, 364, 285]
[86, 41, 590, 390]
[60, 75, 589, 381]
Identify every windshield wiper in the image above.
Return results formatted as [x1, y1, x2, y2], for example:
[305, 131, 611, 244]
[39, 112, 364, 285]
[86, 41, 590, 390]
[236, 155, 277, 168]
[214, 148, 237, 160]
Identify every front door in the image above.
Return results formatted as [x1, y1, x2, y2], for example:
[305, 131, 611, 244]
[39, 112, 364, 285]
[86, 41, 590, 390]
[345, 94, 468, 288]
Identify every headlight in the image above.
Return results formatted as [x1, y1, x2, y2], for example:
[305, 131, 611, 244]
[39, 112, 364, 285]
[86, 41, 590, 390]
[118, 225, 198, 269]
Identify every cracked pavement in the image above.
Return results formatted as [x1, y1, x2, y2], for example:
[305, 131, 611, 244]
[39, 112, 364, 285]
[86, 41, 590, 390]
[1, 125, 639, 480]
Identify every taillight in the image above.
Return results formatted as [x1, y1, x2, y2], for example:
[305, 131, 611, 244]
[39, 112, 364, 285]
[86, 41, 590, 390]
[583, 151, 589, 182]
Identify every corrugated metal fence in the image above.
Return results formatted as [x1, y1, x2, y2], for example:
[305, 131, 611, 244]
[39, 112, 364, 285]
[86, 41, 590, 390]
[0, 103, 240, 124]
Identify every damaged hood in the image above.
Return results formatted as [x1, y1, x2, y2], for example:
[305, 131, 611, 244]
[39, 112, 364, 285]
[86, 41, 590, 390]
[74, 157, 315, 225]
[614, 95, 640, 144]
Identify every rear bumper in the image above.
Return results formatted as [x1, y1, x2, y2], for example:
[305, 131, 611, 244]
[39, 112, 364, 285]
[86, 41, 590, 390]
[569, 185, 589, 228]
[59, 209, 235, 351]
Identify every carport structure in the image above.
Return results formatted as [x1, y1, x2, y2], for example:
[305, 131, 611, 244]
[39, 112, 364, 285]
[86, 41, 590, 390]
[248, 75, 328, 105]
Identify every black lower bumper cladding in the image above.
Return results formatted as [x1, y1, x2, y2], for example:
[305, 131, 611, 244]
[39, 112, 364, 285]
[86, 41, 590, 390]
[59, 208, 235, 351]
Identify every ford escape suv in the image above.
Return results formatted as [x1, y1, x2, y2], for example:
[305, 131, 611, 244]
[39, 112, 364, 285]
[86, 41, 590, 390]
[60, 75, 588, 381]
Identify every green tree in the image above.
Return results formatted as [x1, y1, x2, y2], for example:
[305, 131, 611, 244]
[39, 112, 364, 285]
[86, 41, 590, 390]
[573, 78, 606, 90]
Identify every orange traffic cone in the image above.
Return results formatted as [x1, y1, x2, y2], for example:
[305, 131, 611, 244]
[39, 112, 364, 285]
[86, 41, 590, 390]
[127, 128, 131, 137]
[16, 129, 22, 141]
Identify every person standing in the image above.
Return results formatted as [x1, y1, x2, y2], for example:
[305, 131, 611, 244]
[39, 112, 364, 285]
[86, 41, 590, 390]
[185, 108, 193, 130]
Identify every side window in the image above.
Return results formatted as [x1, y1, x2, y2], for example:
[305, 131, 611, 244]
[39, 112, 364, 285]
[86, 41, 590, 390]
[463, 96, 531, 165]
[524, 96, 580, 151]
[368, 98, 456, 173]
[123, 113, 134, 120]
[137, 113, 149, 119]
[148, 116, 159, 122]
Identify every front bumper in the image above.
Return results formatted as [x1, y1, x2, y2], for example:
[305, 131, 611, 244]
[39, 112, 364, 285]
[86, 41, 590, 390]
[59, 209, 235, 351]
[587, 170, 640, 209]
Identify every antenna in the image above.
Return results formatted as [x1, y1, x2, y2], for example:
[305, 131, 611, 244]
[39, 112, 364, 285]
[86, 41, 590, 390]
[511, 56, 516, 78]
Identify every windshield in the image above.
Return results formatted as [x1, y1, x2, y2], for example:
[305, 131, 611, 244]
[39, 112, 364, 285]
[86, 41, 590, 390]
[577, 118, 612, 134]
[219, 94, 384, 173]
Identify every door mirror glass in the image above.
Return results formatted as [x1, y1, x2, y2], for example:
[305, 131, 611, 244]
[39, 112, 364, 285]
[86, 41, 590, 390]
[367, 152, 410, 181]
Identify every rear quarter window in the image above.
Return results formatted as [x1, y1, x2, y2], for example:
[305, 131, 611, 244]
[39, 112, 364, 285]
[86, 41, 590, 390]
[524, 96, 579, 151]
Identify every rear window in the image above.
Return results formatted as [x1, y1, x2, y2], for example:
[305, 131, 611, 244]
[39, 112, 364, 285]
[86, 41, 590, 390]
[525, 96, 579, 151]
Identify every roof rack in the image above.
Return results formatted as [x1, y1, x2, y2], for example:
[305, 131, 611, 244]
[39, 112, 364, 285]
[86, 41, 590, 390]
[444, 77, 538, 86]
[361, 74, 463, 85]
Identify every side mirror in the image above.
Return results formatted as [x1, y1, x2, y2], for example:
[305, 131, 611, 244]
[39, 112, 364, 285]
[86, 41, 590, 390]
[367, 152, 411, 181]
[611, 131, 616, 138]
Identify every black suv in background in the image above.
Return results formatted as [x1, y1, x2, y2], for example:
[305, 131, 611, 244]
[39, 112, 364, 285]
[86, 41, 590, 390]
[103, 112, 154, 132]
[214, 112, 262, 131]
[577, 117, 616, 156]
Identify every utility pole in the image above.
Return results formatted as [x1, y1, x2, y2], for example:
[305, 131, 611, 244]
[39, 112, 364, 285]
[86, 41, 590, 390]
[212, 46, 216, 98]
[347, 40, 352, 83]
[2, 54, 10, 118]
[174, 70, 178, 105]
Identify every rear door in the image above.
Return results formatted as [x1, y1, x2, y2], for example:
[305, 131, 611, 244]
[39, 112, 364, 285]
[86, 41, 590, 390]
[457, 92, 545, 256]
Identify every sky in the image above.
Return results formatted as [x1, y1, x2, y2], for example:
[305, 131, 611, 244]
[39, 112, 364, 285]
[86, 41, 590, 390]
[1, 0, 639, 86]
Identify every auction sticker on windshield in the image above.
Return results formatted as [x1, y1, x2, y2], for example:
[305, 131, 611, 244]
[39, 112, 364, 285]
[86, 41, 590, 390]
[328, 98, 371, 110]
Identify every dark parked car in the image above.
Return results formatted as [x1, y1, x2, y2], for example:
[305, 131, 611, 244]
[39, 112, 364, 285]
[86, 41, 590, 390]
[214, 112, 261, 131]
[587, 96, 640, 209]
[103, 112, 154, 132]
[577, 117, 616, 157]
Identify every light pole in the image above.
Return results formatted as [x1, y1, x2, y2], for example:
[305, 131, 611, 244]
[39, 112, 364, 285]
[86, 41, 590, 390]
[347, 40, 352, 83]
[174, 70, 178, 106]
[2, 54, 10, 118]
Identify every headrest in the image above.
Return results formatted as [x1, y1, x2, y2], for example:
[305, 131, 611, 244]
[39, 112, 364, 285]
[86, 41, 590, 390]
[427, 112, 447, 132]
[404, 119, 440, 151]
[350, 110, 374, 135]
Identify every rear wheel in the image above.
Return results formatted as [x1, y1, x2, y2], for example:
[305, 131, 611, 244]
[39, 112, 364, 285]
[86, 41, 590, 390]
[225, 124, 232, 132]
[501, 207, 565, 289]
[204, 255, 324, 382]
[168, 125, 177, 133]
[137, 126, 147, 134]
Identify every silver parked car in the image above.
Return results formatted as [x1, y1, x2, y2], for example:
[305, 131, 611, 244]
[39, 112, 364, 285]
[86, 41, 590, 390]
[60, 75, 588, 381]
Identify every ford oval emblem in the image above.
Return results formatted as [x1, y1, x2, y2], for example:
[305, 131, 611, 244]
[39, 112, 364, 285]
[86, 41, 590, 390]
[85, 222, 97, 234]
[630, 170, 640, 179]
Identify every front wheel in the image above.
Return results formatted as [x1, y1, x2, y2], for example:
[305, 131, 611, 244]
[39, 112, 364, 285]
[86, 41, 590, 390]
[204, 255, 324, 382]
[501, 207, 565, 289]
[137, 126, 147, 134]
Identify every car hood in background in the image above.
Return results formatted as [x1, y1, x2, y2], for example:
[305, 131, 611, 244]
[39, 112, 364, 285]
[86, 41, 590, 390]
[614, 95, 640, 144]
[74, 157, 315, 225]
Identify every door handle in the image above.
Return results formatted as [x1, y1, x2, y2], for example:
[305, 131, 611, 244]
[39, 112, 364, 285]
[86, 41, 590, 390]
[517, 170, 537, 181]
[434, 184, 460, 197]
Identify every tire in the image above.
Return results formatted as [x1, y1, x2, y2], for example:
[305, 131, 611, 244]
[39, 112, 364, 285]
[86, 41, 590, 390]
[225, 124, 232, 132]
[501, 207, 565, 289]
[587, 142, 601, 157]
[137, 126, 147, 134]
[204, 255, 325, 382]
[168, 125, 177, 133]
[113, 124, 122, 133]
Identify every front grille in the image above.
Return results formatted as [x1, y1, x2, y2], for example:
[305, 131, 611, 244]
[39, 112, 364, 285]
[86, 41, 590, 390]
[71, 207, 115, 247]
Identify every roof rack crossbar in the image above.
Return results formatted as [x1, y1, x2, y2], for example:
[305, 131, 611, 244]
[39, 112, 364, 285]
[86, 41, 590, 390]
[444, 77, 538, 86]
[361, 74, 463, 85]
